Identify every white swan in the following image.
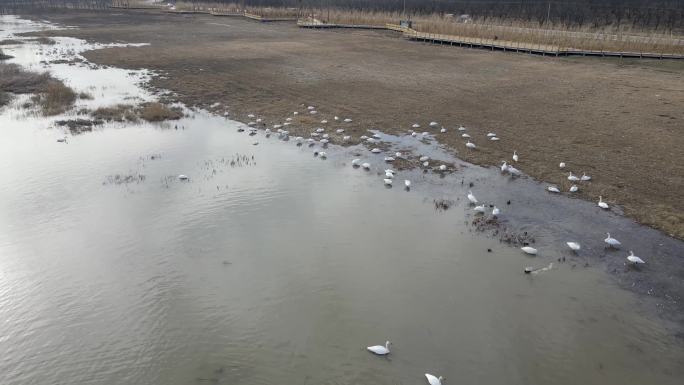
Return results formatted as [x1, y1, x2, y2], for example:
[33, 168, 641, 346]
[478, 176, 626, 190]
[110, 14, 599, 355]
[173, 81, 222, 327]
[559, 162, 566, 168]
[425, 374, 445, 385]
[395, 152, 402, 158]
[429, 121, 438, 127]
[384, 157, 395, 162]
[567, 242, 581, 251]
[474, 204, 486, 213]
[501, 161, 508, 173]
[371, 148, 381, 153]
[568, 172, 579, 181]
[336, 129, 344, 133]
[521, 246, 538, 255]
[461, 133, 471, 138]
[627, 251, 645, 265]
[255, 118, 262, 123]
[439, 165, 447, 171]
[467, 190, 478, 204]
[466, 141, 476, 149]
[422, 131, 429, 136]
[333, 116, 338, 120]
[352, 158, 361, 166]
[286, 117, 292, 121]
[367, 341, 391, 355]
[293, 111, 299, 115]
[309, 110, 317, 114]
[569, 185, 578, 192]
[412, 123, 420, 128]
[247, 113, 255, 118]
[319, 152, 327, 159]
[404, 180, 411, 188]
[487, 132, 496, 137]
[343, 135, 351, 141]
[581, 172, 591, 181]
[490, 137, 500, 141]
[362, 163, 371, 170]
[322, 134, 330, 139]
[384, 178, 393, 186]
[423, 161, 429, 167]
[307, 106, 315, 110]
[360, 135, 369, 140]
[316, 127, 325, 133]
[321, 119, 328, 124]
[507, 165, 520, 175]
[458, 126, 466, 131]
[547, 186, 560, 193]
[178, 174, 189, 181]
[492, 206, 500, 216]
[385, 171, 394, 179]
[344, 118, 352, 123]
[320, 139, 329, 144]
[604, 233, 621, 248]
[440, 128, 446, 133]
[512, 151, 518, 162]
[419, 156, 429, 162]
[598, 196, 609, 209]
[411, 131, 417, 137]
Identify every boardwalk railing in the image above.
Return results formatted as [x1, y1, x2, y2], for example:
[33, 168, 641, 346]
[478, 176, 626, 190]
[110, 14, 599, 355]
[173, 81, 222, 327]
[297, 21, 684, 60]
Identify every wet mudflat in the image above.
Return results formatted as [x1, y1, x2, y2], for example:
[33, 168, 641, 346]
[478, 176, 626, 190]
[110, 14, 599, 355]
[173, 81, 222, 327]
[1, 16, 683, 385]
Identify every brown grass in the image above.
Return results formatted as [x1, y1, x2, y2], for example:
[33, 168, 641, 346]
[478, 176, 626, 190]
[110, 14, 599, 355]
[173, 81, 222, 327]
[0, 39, 24, 45]
[137, 102, 183, 122]
[0, 62, 51, 92]
[91, 104, 138, 122]
[34, 37, 56, 45]
[31, 81, 77, 115]
[0, 48, 12, 61]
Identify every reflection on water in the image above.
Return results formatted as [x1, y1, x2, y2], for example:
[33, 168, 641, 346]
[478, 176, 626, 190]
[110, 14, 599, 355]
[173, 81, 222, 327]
[1, 15, 683, 385]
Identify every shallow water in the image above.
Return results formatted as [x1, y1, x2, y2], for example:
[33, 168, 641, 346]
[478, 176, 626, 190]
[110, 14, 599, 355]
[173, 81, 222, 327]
[1, 16, 683, 385]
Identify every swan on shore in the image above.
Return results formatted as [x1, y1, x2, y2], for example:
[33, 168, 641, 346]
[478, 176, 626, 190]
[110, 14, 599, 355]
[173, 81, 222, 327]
[307, 106, 315, 110]
[343, 135, 351, 141]
[598, 196, 609, 209]
[404, 180, 411, 188]
[247, 114, 255, 118]
[490, 137, 500, 141]
[316, 127, 325, 133]
[352, 158, 361, 166]
[384, 178, 393, 186]
[466, 141, 476, 149]
[321, 119, 328, 124]
[362, 162, 371, 170]
[384, 157, 395, 162]
[547, 186, 560, 193]
[412, 123, 420, 128]
[336, 129, 344, 133]
[501, 161, 508, 173]
[627, 251, 645, 265]
[462, 133, 470, 138]
[425, 374, 445, 385]
[440, 128, 447, 133]
[423, 161, 429, 167]
[344, 118, 352, 123]
[333, 116, 338, 120]
[521, 246, 538, 255]
[178, 174, 189, 181]
[487, 132, 496, 137]
[419, 156, 429, 162]
[568, 172, 580, 181]
[439, 165, 447, 171]
[360, 135, 369, 140]
[559, 162, 566, 168]
[255, 118, 262, 123]
[581, 172, 592, 181]
[395, 152, 402, 158]
[429, 121, 438, 127]
[367, 341, 391, 355]
[474, 204, 486, 213]
[385, 171, 394, 179]
[286, 117, 292, 121]
[371, 148, 381, 153]
[567, 242, 581, 251]
[320, 139, 329, 144]
[569, 185, 578, 192]
[492, 206, 500, 216]
[458, 126, 466, 131]
[604, 233, 621, 248]
[293, 111, 299, 115]
[411, 131, 417, 137]
[512, 151, 518, 162]
[467, 190, 478, 204]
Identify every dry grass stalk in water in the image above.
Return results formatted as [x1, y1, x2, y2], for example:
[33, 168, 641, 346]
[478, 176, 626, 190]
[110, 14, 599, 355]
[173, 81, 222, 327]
[31, 81, 76, 115]
[138, 102, 183, 122]
[91, 104, 138, 122]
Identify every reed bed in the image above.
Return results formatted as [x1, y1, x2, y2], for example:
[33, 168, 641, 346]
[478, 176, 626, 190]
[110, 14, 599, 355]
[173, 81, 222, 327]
[165, 2, 684, 54]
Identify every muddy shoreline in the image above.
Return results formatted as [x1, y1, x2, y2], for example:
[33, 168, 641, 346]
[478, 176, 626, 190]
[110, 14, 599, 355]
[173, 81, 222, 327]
[8, 10, 684, 326]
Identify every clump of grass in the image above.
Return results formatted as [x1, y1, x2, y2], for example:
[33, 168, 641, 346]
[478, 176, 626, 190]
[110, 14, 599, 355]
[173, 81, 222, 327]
[138, 102, 183, 122]
[30, 81, 77, 115]
[0, 62, 51, 92]
[34, 37, 56, 45]
[0, 39, 24, 45]
[78, 91, 93, 100]
[0, 91, 9, 106]
[0, 48, 13, 61]
[91, 104, 138, 122]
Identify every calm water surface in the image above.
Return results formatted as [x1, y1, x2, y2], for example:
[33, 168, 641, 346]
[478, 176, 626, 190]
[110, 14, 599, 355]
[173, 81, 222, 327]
[0, 16, 682, 385]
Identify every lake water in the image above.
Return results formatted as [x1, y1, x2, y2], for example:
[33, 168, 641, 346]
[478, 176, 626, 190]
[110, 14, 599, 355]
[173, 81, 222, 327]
[1, 15, 682, 385]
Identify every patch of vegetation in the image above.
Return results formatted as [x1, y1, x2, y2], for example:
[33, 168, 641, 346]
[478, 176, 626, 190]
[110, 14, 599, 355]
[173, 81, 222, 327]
[91, 104, 138, 122]
[33, 37, 56, 45]
[0, 39, 23, 46]
[55, 118, 103, 134]
[0, 63, 51, 93]
[138, 102, 183, 122]
[78, 91, 94, 100]
[0, 91, 9, 106]
[30, 81, 77, 116]
[0, 48, 13, 61]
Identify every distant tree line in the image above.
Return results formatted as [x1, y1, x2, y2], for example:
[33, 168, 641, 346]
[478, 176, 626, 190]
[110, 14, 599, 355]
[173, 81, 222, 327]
[1, 0, 682, 31]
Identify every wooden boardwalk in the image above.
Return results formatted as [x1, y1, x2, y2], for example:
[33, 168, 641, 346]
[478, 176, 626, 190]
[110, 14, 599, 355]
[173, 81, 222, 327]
[298, 22, 684, 60]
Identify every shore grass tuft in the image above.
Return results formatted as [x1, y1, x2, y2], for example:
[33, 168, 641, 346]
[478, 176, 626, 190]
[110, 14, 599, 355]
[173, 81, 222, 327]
[30, 81, 77, 115]
[138, 102, 183, 122]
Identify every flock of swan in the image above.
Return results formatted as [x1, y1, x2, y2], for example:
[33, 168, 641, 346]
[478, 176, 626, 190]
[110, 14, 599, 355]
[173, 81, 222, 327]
[366, 341, 444, 385]
[235, 109, 649, 273]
